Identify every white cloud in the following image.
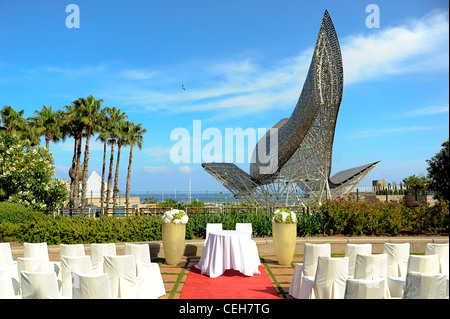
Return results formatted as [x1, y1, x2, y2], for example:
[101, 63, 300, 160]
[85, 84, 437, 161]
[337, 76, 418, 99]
[399, 105, 449, 118]
[178, 165, 192, 174]
[350, 126, 431, 139]
[142, 166, 170, 174]
[121, 69, 158, 80]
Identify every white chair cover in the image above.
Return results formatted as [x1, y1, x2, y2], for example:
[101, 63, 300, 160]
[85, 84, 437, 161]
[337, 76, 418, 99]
[344, 278, 386, 299]
[103, 255, 140, 299]
[205, 223, 223, 245]
[289, 243, 331, 299]
[60, 244, 86, 257]
[402, 271, 447, 299]
[0, 249, 20, 296]
[425, 243, 449, 275]
[72, 272, 112, 299]
[353, 253, 390, 298]
[24, 243, 49, 262]
[383, 243, 410, 277]
[0, 243, 14, 263]
[0, 270, 18, 298]
[124, 243, 166, 298]
[345, 244, 372, 277]
[307, 256, 349, 299]
[60, 255, 93, 297]
[21, 271, 62, 299]
[17, 257, 53, 287]
[235, 223, 260, 266]
[90, 243, 117, 274]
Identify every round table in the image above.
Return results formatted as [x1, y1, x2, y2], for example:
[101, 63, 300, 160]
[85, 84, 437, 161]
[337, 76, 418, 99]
[196, 230, 261, 278]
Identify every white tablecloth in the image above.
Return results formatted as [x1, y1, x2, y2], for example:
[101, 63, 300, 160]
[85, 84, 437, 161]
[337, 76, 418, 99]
[196, 230, 261, 278]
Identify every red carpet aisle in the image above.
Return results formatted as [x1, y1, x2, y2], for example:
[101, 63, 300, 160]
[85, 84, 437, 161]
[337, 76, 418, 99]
[179, 265, 281, 299]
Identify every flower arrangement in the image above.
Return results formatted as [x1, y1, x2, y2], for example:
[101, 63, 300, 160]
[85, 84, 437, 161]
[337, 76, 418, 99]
[272, 208, 297, 224]
[162, 209, 189, 224]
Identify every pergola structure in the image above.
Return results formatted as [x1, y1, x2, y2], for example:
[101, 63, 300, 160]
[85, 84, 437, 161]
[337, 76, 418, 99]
[202, 10, 379, 207]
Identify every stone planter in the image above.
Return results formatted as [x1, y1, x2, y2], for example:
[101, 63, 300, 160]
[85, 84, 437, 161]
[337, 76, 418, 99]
[272, 222, 297, 265]
[162, 222, 186, 265]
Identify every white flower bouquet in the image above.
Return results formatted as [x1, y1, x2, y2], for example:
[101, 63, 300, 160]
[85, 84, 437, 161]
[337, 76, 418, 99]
[272, 208, 297, 224]
[162, 209, 189, 224]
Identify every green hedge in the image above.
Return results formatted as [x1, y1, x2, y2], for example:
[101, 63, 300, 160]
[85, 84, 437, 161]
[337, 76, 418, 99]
[0, 199, 448, 244]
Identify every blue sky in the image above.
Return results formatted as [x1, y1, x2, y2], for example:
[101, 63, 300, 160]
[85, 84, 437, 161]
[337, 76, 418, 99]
[0, 0, 448, 193]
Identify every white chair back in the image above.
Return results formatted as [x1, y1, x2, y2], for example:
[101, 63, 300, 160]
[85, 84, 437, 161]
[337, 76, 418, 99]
[24, 243, 49, 262]
[60, 255, 92, 297]
[90, 243, 117, 274]
[407, 254, 440, 274]
[383, 243, 410, 277]
[21, 271, 60, 299]
[403, 271, 447, 299]
[0, 270, 16, 298]
[345, 278, 386, 299]
[72, 272, 112, 299]
[17, 257, 52, 285]
[205, 223, 223, 245]
[0, 243, 14, 263]
[124, 243, 152, 270]
[236, 223, 253, 238]
[60, 244, 86, 257]
[103, 255, 138, 298]
[303, 243, 331, 277]
[354, 253, 387, 280]
[345, 244, 372, 277]
[425, 243, 449, 275]
[313, 256, 349, 299]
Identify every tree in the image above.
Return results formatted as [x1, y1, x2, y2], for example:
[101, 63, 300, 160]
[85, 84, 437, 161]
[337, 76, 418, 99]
[427, 139, 449, 203]
[0, 132, 68, 211]
[402, 174, 431, 193]
[76, 95, 104, 209]
[96, 108, 110, 214]
[0, 106, 26, 133]
[124, 122, 147, 211]
[28, 105, 64, 150]
[112, 118, 128, 209]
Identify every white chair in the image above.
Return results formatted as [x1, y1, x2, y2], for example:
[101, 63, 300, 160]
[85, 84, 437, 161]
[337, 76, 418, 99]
[103, 255, 143, 299]
[24, 242, 60, 279]
[0, 248, 20, 296]
[0, 270, 19, 299]
[235, 223, 261, 266]
[384, 243, 410, 297]
[353, 253, 390, 298]
[20, 271, 63, 299]
[60, 244, 86, 257]
[60, 255, 93, 298]
[345, 244, 372, 278]
[425, 243, 449, 296]
[388, 254, 440, 298]
[205, 223, 223, 246]
[289, 243, 331, 299]
[72, 272, 112, 299]
[124, 243, 166, 298]
[301, 256, 349, 299]
[402, 271, 447, 299]
[344, 278, 386, 299]
[90, 243, 117, 274]
[17, 257, 54, 288]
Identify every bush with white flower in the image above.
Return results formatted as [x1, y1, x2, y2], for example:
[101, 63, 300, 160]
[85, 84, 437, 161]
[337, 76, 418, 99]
[0, 132, 68, 212]
[162, 209, 189, 224]
[272, 208, 297, 223]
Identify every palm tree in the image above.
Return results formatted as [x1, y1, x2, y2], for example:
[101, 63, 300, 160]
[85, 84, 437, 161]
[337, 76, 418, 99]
[76, 95, 104, 209]
[28, 105, 64, 150]
[124, 122, 147, 211]
[112, 119, 128, 210]
[104, 107, 127, 213]
[96, 108, 110, 215]
[0, 106, 26, 133]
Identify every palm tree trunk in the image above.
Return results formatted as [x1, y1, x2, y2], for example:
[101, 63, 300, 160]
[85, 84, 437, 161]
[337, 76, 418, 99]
[100, 140, 107, 215]
[125, 144, 134, 211]
[113, 143, 122, 210]
[73, 132, 83, 209]
[105, 142, 115, 214]
[69, 136, 79, 209]
[80, 126, 91, 209]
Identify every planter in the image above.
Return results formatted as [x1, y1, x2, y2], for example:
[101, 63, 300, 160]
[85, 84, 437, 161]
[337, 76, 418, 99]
[272, 222, 297, 265]
[162, 222, 186, 265]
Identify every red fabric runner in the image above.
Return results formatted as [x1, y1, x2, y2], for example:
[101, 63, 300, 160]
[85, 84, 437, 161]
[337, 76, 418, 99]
[179, 265, 281, 299]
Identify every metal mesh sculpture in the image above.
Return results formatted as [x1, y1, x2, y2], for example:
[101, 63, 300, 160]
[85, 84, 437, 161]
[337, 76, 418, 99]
[202, 10, 379, 206]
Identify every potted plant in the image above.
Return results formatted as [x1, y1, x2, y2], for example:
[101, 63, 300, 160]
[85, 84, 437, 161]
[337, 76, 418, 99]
[272, 208, 297, 265]
[161, 209, 189, 265]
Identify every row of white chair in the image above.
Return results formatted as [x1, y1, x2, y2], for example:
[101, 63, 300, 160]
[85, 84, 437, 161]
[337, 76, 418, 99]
[0, 242, 166, 299]
[289, 242, 449, 299]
